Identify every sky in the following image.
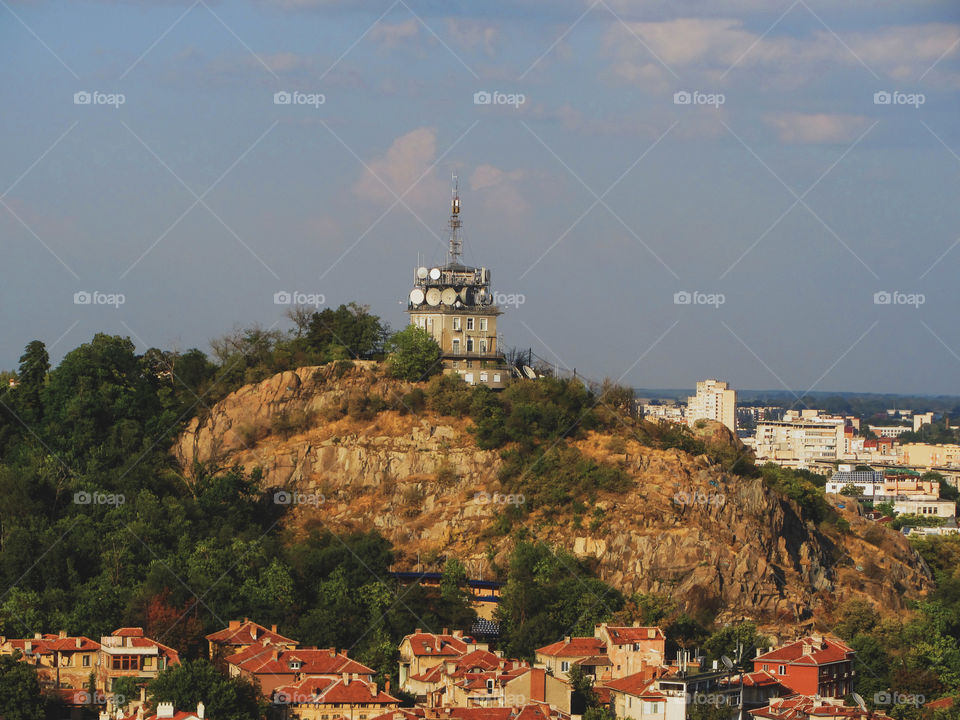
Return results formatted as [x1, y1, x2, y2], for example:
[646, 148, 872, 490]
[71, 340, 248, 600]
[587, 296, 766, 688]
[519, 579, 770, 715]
[1, 0, 959, 395]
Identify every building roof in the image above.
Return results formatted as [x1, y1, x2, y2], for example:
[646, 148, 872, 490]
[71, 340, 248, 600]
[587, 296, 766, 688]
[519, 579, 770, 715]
[749, 695, 883, 720]
[227, 644, 374, 677]
[536, 637, 606, 658]
[206, 619, 297, 647]
[4, 634, 100, 655]
[602, 626, 666, 645]
[605, 672, 657, 697]
[754, 637, 853, 666]
[101, 628, 180, 665]
[274, 676, 398, 705]
[404, 632, 477, 657]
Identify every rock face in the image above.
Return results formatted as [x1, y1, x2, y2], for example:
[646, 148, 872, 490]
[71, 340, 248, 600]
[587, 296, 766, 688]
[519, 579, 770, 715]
[172, 364, 932, 628]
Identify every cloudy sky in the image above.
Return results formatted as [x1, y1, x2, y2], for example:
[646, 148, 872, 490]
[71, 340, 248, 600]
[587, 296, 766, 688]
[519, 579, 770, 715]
[2, 0, 959, 394]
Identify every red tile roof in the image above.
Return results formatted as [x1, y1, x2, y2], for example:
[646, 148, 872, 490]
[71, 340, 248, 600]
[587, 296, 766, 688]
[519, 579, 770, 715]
[274, 676, 398, 705]
[605, 672, 657, 696]
[603, 627, 665, 645]
[536, 637, 606, 657]
[749, 695, 880, 720]
[227, 644, 373, 677]
[755, 637, 853, 667]
[5, 634, 100, 655]
[404, 633, 477, 657]
[206, 619, 297, 647]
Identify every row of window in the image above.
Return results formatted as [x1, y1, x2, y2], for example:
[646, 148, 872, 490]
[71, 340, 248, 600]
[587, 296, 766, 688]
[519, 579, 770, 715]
[413, 316, 489, 332]
[50, 654, 162, 670]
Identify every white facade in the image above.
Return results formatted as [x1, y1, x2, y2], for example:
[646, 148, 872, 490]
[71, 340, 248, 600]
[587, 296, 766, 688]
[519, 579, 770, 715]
[893, 498, 956, 518]
[687, 380, 736, 433]
[753, 419, 845, 469]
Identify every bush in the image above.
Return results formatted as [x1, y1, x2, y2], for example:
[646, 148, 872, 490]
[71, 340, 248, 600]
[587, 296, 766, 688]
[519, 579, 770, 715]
[385, 326, 442, 381]
[425, 374, 473, 417]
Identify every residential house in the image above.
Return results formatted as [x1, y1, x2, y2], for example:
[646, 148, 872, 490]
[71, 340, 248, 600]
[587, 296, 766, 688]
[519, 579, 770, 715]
[273, 675, 399, 720]
[97, 628, 180, 699]
[399, 630, 488, 690]
[0, 631, 100, 693]
[752, 637, 855, 698]
[205, 618, 297, 665]
[750, 695, 889, 720]
[227, 643, 375, 699]
[594, 624, 666, 679]
[445, 665, 571, 713]
[534, 637, 608, 682]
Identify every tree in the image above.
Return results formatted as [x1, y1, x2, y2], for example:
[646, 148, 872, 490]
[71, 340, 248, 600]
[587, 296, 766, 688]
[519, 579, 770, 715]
[840, 484, 864, 497]
[306, 303, 387, 359]
[13, 340, 49, 425]
[436, 558, 477, 630]
[0, 653, 47, 720]
[147, 659, 263, 720]
[386, 326, 442, 381]
[702, 621, 768, 668]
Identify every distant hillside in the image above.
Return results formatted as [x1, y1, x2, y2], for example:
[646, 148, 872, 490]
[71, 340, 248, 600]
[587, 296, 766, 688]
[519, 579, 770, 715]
[174, 363, 934, 635]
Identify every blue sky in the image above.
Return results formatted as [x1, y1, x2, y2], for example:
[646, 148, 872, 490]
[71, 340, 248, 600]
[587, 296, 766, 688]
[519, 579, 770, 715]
[1, 0, 959, 394]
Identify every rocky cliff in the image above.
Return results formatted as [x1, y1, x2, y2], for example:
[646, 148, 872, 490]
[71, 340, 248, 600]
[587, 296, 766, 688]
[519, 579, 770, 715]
[172, 363, 932, 630]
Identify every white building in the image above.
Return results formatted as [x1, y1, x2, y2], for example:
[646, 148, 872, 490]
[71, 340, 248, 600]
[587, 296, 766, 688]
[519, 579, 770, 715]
[687, 379, 736, 433]
[867, 425, 912, 439]
[753, 418, 845, 469]
[893, 498, 956, 519]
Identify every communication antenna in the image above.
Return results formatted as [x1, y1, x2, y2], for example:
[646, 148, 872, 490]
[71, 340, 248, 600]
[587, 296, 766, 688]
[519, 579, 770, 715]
[852, 693, 867, 712]
[448, 175, 462, 264]
[721, 656, 734, 670]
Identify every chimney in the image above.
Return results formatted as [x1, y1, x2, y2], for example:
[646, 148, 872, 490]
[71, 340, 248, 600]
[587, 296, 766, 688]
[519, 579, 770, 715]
[453, 630, 463, 639]
[229, 620, 241, 631]
[59, 630, 67, 639]
[343, 672, 350, 685]
[251, 626, 258, 640]
[415, 628, 422, 634]
[76, 637, 82, 649]
[385, 676, 391, 695]
[34, 632, 42, 640]
[272, 649, 279, 661]
[24, 641, 31, 653]
[370, 682, 378, 697]
[197, 702, 205, 719]
[157, 703, 175, 719]
[563, 636, 570, 644]
[271, 624, 278, 634]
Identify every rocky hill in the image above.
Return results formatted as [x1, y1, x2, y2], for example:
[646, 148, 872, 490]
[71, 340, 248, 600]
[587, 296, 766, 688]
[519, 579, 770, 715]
[172, 363, 932, 634]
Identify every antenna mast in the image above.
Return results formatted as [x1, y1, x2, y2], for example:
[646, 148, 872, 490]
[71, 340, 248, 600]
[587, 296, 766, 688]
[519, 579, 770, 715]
[448, 174, 462, 264]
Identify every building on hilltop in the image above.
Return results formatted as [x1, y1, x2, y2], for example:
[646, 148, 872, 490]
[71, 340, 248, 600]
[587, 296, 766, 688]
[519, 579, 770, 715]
[407, 179, 510, 389]
[687, 380, 736, 433]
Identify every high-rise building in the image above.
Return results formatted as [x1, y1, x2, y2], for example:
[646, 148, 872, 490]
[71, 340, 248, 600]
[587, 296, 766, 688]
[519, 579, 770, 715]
[687, 379, 736, 433]
[406, 180, 508, 388]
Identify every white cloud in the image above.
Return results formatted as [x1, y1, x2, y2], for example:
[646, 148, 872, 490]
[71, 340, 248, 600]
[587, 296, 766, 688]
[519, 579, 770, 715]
[765, 112, 869, 144]
[469, 165, 530, 217]
[370, 19, 419, 47]
[445, 18, 501, 56]
[352, 127, 446, 209]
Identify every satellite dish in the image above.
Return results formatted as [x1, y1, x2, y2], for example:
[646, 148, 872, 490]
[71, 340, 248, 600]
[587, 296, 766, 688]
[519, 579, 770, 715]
[721, 656, 734, 670]
[522, 365, 537, 380]
[441, 288, 458, 305]
[417, 267, 428, 279]
[409, 288, 425, 305]
[458, 288, 469, 302]
[852, 694, 866, 711]
[425, 288, 442, 306]
[429, 267, 441, 280]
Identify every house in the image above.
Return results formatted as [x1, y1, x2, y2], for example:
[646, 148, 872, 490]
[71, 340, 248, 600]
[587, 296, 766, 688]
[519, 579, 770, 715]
[273, 675, 399, 720]
[399, 630, 488, 690]
[227, 643, 375, 698]
[0, 631, 100, 693]
[594, 624, 666, 678]
[750, 695, 888, 720]
[97, 628, 180, 701]
[407, 649, 511, 704]
[752, 637, 854, 698]
[534, 637, 608, 681]
[115, 701, 207, 720]
[445, 666, 571, 713]
[418, 701, 571, 720]
[205, 618, 297, 665]
[606, 670, 676, 720]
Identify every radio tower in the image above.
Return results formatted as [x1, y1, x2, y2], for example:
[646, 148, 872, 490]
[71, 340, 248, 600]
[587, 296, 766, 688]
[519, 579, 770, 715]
[448, 175, 463, 265]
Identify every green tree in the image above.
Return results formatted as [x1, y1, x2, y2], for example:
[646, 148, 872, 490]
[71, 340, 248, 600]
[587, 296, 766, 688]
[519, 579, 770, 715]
[0, 653, 47, 720]
[437, 558, 477, 630]
[702, 621, 768, 668]
[147, 659, 263, 720]
[385, 325, 442, 381]
[13, 340, 49, 425]
[306, 303, 387, 359]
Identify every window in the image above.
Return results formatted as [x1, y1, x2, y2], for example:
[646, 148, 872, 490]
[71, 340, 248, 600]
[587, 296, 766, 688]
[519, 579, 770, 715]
[142, 656, 154, 669]
[762, 664, 769, 671]
[480, 372, 488, 382]
[453, 317, 461, 331]
[466, 318, 474, 330]
[480, 318, 487, 331]
[111, 655, 139, 671]
[643, 702, 663, 714]
[778, 665, 786, 675]
[479, 340, 487, 353]
[561, 661, 570, 672]
[452, 339, 460, 355]
[493, 374, 500, 383]
[82, 655, 91, 667]
[466, 337, 474, 352]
